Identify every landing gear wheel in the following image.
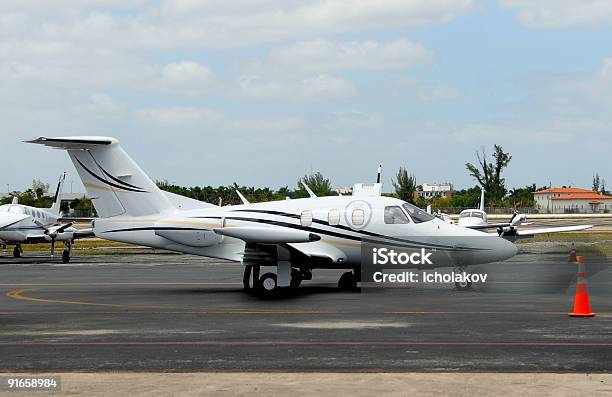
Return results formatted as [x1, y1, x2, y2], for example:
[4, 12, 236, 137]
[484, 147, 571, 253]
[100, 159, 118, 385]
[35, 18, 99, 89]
[455, 279, 472, 291]
[13, 246, 20, 258]
[258, 273, 278, 297]
[454, 267, 471, 291]
[290, 268, 302, 288]
[62, 250, 70, 263]
[338, 271, 357, 290]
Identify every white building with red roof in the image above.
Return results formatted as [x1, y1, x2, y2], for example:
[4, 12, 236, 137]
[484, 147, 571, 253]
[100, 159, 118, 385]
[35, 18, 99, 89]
[533, 187, 612, 214]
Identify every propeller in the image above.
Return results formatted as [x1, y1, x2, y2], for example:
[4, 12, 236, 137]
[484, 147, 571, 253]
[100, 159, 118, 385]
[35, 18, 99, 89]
[498, 211, 527, 237]
[33, 220, 74, 256]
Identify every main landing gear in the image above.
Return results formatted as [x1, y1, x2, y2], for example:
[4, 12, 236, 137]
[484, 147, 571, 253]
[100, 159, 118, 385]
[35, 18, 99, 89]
[61, 241, 73, 264]
[13, 245, 22, 258]
[243, 264, 306, 297]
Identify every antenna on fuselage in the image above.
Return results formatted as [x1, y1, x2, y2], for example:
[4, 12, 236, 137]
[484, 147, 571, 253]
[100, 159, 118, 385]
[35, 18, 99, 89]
[235, 190, 250, 205]
[302, 182, 317, 198]
[376, 164, 382, 183]
[11, 196, 17, 204]
[479, 187, 485, 212]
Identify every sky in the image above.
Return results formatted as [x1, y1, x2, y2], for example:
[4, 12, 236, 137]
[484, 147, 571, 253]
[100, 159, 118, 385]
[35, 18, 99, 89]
[1, 0, 611, 193]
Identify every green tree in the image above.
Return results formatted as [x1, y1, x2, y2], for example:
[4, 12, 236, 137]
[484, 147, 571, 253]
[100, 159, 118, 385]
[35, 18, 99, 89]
[593, 173, 601, 192]
[392, 167, 417, 204]
[31, 179, 50, 199]
[507, 184, 537, 208]
[450, 186, 482, 208]
[465, 145, 512, 203]
[298, 172, 334, 196]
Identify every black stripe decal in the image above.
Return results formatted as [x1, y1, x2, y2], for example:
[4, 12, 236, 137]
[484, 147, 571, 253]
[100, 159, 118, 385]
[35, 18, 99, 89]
[74, 157, 147, 193]
[191, 216, 479, 252]
[102, 226, 211, 233]
[228, 209, 482, 251]
[89, 153, 145, 191]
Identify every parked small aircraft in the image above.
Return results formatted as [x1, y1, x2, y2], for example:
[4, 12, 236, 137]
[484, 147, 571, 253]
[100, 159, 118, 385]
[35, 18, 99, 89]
[457, 188, 590, 239]
[29, 137, 590, 293]
[0, 173, 92, 262]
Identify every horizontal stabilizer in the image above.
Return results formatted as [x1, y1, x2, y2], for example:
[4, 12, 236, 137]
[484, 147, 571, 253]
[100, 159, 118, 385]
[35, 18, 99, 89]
[214, 226, 320, 244]
[26, 136, 116, 149]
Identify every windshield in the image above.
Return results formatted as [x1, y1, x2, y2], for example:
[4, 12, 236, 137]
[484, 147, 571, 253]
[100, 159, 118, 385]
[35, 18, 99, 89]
[402, 203, 435, 224]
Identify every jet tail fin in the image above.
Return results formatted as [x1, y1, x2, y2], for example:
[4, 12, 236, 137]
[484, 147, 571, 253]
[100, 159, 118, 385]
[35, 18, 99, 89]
[28, 137, 175, 218]
[49, 172, 66, 215]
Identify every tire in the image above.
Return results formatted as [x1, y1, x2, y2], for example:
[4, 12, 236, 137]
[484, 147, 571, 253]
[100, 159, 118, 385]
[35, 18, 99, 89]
[290, 268, 302, 288]
[455, 280, 472, 291]
[338, 271, 357, 290]
[13, 246, 20, 258]
[258, 273, 278, 297]
[62, 250, 70, 263]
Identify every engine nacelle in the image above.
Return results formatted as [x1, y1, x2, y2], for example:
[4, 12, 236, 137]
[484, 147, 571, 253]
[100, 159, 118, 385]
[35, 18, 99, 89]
[154, 225, 221, 247]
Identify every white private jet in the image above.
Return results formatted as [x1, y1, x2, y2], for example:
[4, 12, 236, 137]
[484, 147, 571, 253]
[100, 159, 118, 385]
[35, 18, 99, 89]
[457, 188, 591, 238]
[27, 136, 580, 294]
[0, 173, 91, 262]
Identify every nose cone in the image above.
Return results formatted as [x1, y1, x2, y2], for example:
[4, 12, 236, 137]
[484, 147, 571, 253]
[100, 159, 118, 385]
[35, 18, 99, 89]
[477, 236, 518, 264]
[495, 237, 518, 261]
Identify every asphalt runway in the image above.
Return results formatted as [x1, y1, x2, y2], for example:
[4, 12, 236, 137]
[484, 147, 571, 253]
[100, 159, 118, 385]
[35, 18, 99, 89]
[1, 252, 611, 372]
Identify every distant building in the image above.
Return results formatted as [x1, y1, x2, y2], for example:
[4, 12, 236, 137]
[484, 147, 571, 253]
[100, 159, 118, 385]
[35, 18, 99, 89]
[414, 183, 453, 201]
[533, 187, 612, 214]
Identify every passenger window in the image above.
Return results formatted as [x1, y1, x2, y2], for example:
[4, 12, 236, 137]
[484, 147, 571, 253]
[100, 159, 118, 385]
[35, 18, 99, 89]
[384, 206, 409, 224]
[352, 209, 365, 226]
[300, 210, 313, 227]
[328, 209, 340, 226]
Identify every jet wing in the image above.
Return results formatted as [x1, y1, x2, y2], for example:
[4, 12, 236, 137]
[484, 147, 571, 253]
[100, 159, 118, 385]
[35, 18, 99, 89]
[0, 213, 29, 230]
[515, 225, 593, 238]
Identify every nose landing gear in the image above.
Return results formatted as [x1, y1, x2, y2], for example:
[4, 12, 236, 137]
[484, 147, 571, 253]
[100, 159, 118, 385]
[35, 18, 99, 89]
[338, 270, 359, 291]
[454, 266, 472, 291]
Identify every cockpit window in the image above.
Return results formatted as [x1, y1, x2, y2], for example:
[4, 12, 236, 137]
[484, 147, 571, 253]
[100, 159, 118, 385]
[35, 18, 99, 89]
[384, 206, 410, 224]
[472, 212, 484, 219]
[459, 212, 470, 218]
[402, 203, 435, 224]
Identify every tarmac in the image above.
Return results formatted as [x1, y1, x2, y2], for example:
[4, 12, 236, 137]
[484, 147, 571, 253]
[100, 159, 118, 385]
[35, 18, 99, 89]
[0, 251, 611, 372]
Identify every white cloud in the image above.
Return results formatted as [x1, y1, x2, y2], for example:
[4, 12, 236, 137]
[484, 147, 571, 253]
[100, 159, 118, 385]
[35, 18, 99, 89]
[234, 37, 432, 101]
[599, 58, 612, 81]
[454, 124, 575, 143]
[0, 1, 475, 49]
[500, 0, 612, 28]
[135, 107, 223, 127]
[225, 117, 306, 133]
[253, 38, 432, 74]
[160, 61, 214, 95]
[75, 94, 123, 116]
[236, 73, 356, 101]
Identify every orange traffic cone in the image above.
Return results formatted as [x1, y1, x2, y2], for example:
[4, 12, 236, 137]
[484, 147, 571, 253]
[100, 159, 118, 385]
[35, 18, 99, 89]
[569, 256, 595, 317]
[568, 243, 577, 262]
